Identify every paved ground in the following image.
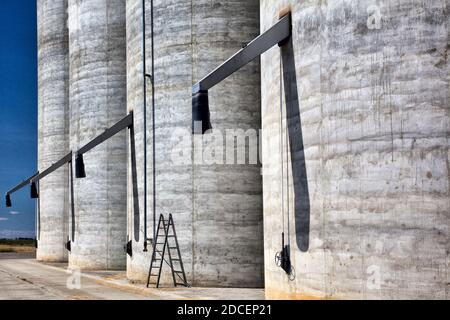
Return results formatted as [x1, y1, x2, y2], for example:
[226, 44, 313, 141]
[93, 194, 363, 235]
[0, 253, 264, 300]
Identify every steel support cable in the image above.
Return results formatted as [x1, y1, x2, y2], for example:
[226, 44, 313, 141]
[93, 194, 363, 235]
[69, 159, 76, 245]
[37, 180, 40, 241]
[142, 0, 156, 251]
[284, 63, 291, 247]
[279, 55, 285, 235]
[142, 0, 148, 251]
[280, 49, 291, 246]
[150, 0, 156, 249]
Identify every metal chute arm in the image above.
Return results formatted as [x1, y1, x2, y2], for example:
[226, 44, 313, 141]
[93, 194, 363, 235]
[6, 171, 39, 195]
[76, 111, 133, 156]
[6, 112, 133, 194]
[31, 152, 72, 183]
[191, 13, 291, 134]
[7, 150, 72, 197]
[192, 13, 291, 94]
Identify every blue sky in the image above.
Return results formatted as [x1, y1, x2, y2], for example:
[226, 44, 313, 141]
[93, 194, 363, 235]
[0, 0, 37, 238]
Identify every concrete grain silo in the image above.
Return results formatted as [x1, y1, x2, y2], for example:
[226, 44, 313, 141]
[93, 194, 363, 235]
[68, 0, 128, 270]
[36, 0, 70, 262]
[261, 0, 449, 299]
[126, 0, 264, 287]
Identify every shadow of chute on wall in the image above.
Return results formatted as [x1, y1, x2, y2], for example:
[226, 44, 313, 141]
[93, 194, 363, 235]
[281, 37, 310, 252]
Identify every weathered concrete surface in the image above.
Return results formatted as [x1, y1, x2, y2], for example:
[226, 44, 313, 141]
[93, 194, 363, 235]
[125, 0, 152, 282]
[68, 0, 127, 270]
[0, 256, 263, 300]
[37, 0, 69, 262]
[126, 0, 264, 287]
[261, 0, 450, 299]
[190, 0, 263, 288]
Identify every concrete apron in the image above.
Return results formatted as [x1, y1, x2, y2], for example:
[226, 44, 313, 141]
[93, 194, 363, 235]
[0, 257, 264, 300]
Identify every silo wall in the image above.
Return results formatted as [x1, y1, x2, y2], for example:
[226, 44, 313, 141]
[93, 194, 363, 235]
[261, 0, 449, 299]
[126, 0, 264, 287]
[37, 0, 70, 262]
[68, 0, 128, 270]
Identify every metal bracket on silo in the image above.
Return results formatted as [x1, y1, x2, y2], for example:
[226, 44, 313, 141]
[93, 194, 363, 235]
[125, 240, 133, 257]
[66, 239, 71, 252]
[192, 13, 292, 134]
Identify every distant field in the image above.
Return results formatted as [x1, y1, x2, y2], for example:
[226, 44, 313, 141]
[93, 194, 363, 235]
[0, 239, 36, 253]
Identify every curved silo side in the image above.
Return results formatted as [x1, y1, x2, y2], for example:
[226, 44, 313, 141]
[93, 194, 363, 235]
[191, 0, 263, 287]
[126, 0, 263, 287]
[37, 0, 69, 262]
[261, 0, 449, 299]
[125, 0, 152, 280]
[68, 0, 127, 270]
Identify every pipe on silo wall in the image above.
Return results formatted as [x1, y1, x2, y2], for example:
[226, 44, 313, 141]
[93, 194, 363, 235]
[261, 0, 450, 299]
[37, 0, 70, 262]
[126, 0, 264, 287]
[68, 0, 127, 270]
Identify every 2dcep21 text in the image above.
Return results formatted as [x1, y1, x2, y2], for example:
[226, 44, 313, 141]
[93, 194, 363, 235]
[177, 304, 272, 318]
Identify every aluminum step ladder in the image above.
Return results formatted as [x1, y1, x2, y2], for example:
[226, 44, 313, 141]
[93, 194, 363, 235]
[146, 214, 189, 288]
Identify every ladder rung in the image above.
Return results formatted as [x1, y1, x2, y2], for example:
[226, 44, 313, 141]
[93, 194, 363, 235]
[168, 247, 177, 249]
[175, 283, 187, 286]
[171, 259, 180, 261]
[173, 270, 183, 274]
[150, 274, 159, 276]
